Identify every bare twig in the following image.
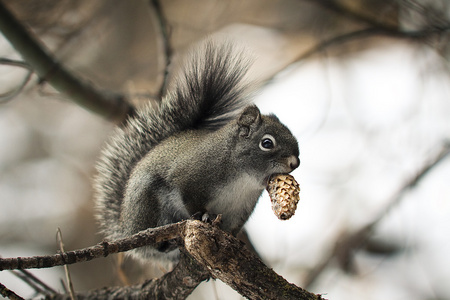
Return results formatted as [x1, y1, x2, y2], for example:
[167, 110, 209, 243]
[0, 58, 33, 103]
[24, 269, 57, 294]
[10, 271, 46, 296]
[0, 1, 134, 124]
[59, 279, 68, 295]
[56, 229, 76, 300]
[1, 222, 200, 299]
[0, 70, 33, 103]
[0, 222, 181, 271]
[304, 142, 450, 288]
[149, 0, 173, 99]
[0, 58, 32, 69]
[115, 252, 130, 286]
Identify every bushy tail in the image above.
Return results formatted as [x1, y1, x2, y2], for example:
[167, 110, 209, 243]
[94, 41, 252, 239]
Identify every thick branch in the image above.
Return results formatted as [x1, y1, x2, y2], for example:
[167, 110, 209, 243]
[0, 1, 134, 124]
[46, 252, 209, 300]
[0, 220, 322, 300]
[1, 222, 204, 300]
[183, 221, 324, 300]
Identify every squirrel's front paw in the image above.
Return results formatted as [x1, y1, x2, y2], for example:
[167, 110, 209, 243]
[191, 212, 222, 225]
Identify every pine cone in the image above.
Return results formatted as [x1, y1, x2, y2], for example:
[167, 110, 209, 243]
[266, 174, 300, 220]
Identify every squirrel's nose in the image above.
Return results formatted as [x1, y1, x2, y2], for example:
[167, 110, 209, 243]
[288, 156, 300, 171]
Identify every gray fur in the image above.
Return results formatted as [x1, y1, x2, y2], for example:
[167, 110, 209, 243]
[94, 41, 300, 263]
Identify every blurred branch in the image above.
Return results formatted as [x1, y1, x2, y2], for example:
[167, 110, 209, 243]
[305, 0, 450, 31]
[304, 0, 398, 29]
[0, 282, 24, 300]
[0, 58, 33, 103]
[0, 254, 57, 297]
[401, 0, 450, 28]
[0, 58, 31, 69]
[293, 25, 450, 64]
[11, 269, 57, 296]
[264, 22, 450, 87]
[0, 220, 323, 300]
[278, 0, 450, 73]
[304, 142, 450, 288]
[0, 71, 33, 103]
[0, 1, 134, 124]
[149, 0, 173, 99]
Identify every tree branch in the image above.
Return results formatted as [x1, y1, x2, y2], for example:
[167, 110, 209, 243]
[183, 221, 324, 300]
[293, 24, 450, 64]
[0, 58, 33, 103]
[0, 222, 181, 271]
[0, 282, 24, 300]
[0, 58, 31, 69]
[0, 1, 134, 124]
[149, 0, 173, 99]
[303, 0, 399, 30]
[0, 220, 323, 300]
[9, 269, 58, 296]
[46, 252, 209, 300]
[304, 142, 450, 288]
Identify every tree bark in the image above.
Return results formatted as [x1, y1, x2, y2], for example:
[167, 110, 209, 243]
[0, 220, 324, 300]
[46, 252, 209, 300]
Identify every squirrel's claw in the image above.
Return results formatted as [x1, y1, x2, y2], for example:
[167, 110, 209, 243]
[191, 212, 222, 226]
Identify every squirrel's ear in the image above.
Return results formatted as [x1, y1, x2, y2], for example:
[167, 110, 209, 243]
[237, 105, 262, 138]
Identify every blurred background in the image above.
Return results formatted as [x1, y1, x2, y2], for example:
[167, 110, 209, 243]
[0, 0, 449, 299]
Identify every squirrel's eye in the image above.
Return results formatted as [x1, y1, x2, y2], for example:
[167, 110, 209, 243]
[261, 139, 273, 148]
[259, 134, 276, 151]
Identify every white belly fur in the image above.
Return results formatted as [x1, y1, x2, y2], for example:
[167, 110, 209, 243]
[206, 173, 264, 231]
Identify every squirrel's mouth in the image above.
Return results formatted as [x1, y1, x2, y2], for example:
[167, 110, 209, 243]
[263, 173, 281, 188]
[263, 156, 299, 187]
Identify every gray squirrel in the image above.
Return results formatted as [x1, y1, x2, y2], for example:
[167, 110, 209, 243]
[94, 41, 300, 262]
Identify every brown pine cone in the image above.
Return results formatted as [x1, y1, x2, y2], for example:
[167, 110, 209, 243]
[266, 174, 300, 220]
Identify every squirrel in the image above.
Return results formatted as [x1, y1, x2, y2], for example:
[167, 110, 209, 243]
[94, 41, 300, 263]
